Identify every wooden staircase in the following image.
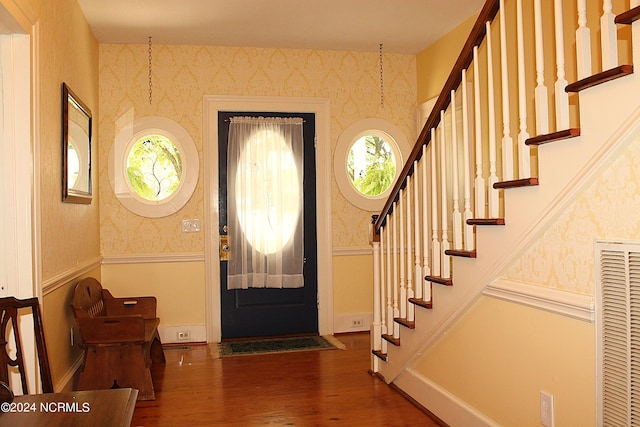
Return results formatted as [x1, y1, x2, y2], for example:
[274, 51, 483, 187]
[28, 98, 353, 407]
[370, 0, 640, 407]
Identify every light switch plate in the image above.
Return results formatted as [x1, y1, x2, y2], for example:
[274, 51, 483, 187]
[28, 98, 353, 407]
[181, 219, 201, 233]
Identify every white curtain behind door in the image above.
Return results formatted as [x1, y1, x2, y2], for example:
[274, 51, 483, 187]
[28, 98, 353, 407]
[227, 116, 304, 289]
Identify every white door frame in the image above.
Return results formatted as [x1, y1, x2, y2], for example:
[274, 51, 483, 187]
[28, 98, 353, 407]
[1, 1, 40, 394]
[0, 6, 36, 300]
[203, 95, 333, 342]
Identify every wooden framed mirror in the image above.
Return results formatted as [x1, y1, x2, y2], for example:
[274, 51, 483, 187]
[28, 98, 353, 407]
[62, 82, 92, 204]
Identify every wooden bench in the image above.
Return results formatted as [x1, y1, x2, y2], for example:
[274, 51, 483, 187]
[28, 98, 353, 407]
[71, 278, 165, 400]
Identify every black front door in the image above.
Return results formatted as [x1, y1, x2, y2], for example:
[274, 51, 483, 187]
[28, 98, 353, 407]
[218, 111, 318, 339]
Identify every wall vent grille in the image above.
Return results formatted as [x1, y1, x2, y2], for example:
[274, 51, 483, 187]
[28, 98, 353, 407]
[596, 241, 640, 426]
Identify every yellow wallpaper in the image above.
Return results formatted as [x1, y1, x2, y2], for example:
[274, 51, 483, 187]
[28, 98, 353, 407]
[99, 45, 417, 253]
[35, 0, 100, 279]
[504, 133, 640, 295]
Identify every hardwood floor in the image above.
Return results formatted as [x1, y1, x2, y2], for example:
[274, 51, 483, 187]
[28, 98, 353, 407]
[132, 332, 442, 426]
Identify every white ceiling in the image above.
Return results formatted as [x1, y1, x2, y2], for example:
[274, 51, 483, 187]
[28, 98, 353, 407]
[76, 0, 485, 54]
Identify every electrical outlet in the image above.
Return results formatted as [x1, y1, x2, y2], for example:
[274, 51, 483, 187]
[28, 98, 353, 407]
[540, 391, 554, 427]
[177, 330, 191, 341]
[351, 318, 364, 328]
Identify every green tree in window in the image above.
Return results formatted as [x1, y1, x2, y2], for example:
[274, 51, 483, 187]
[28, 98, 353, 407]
[127, 135, 182, 201]
[347, 135, 396, 197]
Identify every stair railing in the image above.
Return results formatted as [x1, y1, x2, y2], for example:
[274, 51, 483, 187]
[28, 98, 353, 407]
[371, 0, 632, 372]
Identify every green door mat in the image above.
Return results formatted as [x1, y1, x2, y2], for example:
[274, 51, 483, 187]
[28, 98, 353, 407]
[216, 335, 343, 357]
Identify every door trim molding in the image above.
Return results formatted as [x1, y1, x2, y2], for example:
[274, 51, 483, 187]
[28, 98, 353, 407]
[1, 31, 34, 299]
[203, 95, 333, 342]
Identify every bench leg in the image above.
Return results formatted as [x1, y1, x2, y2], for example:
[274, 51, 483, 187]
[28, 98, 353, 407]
[78, 344, 156, 400]
[150, 336, 165, 364]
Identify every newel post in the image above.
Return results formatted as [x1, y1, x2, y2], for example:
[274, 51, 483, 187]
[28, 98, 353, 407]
[370, 215, 382, 372]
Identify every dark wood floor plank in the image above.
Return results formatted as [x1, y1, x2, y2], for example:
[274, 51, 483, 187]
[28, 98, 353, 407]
[131, 333, 442, 426]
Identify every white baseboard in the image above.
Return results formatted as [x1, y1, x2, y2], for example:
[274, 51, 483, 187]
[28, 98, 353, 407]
[333, 312, 373, 333]
[159, 324, 207, 344]
[394, 368, 499, 427]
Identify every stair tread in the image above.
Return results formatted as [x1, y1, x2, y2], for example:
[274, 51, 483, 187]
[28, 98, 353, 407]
[394, 317, 416, 329]
[381, 334, 400, 346]
[525, 128, 580, 146]
[425, 276, 453, 286]
[372, 349, 388, 361]
[566, 65, 633, 93]
[408, 297, 433, 309]
[444, 249, 477, 258]
[467, 218, 505, 225]
[494, 177, 539, 189]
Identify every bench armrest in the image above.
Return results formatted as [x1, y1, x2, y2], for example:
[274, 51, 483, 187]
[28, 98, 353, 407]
[77, 315, 145, 345]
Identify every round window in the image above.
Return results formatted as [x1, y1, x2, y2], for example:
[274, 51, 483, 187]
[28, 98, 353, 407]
[109, 116, 199, 218]
[125, 134, 182, 202]
[347, 134, 396, 197]
[334, 118, 408, 211]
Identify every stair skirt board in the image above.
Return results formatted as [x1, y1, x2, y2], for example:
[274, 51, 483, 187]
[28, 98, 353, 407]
[394, 368, 500, 427]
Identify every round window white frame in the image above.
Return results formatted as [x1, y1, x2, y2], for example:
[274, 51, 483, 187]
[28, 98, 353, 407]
[334, 118, 409, 211]
[109, 116, 199, 218]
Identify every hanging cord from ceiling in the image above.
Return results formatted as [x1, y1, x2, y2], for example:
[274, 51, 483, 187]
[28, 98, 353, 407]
[379, 43, 384, 108]
[148, 36, 153, 104]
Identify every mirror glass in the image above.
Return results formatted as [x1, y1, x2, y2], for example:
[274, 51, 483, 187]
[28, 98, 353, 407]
[62, 83, 92, 204]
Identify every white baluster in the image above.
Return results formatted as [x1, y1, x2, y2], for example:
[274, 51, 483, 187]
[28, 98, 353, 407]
[554, 0, 570, 130]
[379, 224, 386, 338]
[413, 159, 423, 302]
[473, 46, 486, 219]
[392, 206, 399, 339]
[422, 145, 431, 303]
[461, 70, 474, 251]
[439, 113, 451, 279]
[601, 0, 618, 71]
[430, 128, 441, 279]
[383, 223, 391, 354]
[576, 0, 592, 79]
[486, 22, 500, 217]
[499, 0, 514, 181]
[398, 193, 406, 322]
[516, 0, 531, 178]
[406, 175, 414, 322]
[450, 90, 462, 250]
[534, 0, 550, 135]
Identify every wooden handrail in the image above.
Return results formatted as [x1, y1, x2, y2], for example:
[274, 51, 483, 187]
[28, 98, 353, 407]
[374, 0, 500, 232]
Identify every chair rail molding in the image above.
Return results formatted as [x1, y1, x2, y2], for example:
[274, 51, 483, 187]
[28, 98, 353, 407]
[483, 278, 594, 322]
[101, 253, 205, 264]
